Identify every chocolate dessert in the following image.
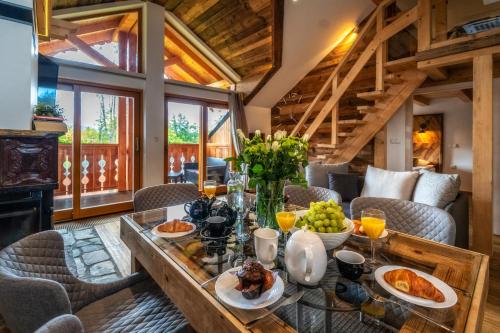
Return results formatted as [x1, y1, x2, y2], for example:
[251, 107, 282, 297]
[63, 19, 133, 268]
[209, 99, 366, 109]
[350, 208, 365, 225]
[235, 259, 275, 299]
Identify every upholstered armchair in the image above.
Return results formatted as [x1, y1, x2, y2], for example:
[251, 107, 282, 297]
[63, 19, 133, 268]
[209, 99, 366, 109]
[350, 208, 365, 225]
[134, 183, 199, 212]
[0, 231, 190, 333]
[351, 197, 456, 245]
[285, 185, 342, 209]
[34, 315, 84, 333]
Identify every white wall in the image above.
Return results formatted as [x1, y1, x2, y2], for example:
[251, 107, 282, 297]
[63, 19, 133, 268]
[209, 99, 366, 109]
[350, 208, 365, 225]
[386, 98, 413, 171]
[244, 106, 271, 136]
[0, 0, 37, 130]
[414, 97, 473, 192]
[248, 0, 374, 108]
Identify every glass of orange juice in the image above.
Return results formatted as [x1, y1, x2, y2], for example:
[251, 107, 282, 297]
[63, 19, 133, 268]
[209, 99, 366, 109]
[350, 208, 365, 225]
[276, 211, 296, 246]
[361, 208, 386, 267]
[203, 180, 217, 199]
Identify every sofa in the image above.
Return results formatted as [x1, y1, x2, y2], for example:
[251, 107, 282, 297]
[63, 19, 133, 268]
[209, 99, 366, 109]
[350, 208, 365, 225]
[305, 163, 469, 249]
[184, 157, 229, 185]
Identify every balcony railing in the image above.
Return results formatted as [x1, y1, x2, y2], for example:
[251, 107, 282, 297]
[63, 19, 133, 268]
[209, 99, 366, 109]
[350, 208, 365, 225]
[167, 143, 232, 173]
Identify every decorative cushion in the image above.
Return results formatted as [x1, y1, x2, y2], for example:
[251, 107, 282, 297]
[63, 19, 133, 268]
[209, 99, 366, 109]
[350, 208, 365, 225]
[305, 163, 349, 188]
[327, 173, 360, 202]
[360, 166, 419, 201]
[412, 170, 460, 208]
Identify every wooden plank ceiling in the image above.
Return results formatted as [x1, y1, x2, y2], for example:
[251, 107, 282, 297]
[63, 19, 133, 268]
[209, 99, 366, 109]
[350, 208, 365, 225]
[52, 0, 274, 80]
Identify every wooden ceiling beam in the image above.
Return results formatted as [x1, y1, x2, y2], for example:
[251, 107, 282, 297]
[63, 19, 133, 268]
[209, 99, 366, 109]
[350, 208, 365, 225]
[413, 94, 431, 106]
[66, 34, 118, 67]
[226, 36, 272, 60]
[40, 29, 114, 55]
[112, 12, 138, 41]
[164, 56, 181, 67]
[418, 44, 500, 70]
[76, 17, 122, 35]
[455, 89, 472, 103]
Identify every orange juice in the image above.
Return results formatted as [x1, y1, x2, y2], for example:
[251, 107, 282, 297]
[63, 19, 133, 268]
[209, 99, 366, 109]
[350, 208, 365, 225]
[276, 212, 296, 233]
[204, 186, 216, 198]
[361, 216, 386, 240]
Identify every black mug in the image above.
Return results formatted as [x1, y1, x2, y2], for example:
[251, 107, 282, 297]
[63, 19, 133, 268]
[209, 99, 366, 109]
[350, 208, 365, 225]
[206, 216, 226, 237]
[335, 250, 371, 280]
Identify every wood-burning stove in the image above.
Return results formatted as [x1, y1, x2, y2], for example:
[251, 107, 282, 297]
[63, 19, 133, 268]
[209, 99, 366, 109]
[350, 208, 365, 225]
[0, 130, 60, 249]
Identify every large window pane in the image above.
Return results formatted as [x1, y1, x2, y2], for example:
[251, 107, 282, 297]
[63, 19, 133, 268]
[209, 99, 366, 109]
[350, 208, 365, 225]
[79, 91, 135, 209]
[166, 101, 202, 185]
[39, 12, 140, 72]
[54, 88, 75, 211]
[206, 106, 231, 185]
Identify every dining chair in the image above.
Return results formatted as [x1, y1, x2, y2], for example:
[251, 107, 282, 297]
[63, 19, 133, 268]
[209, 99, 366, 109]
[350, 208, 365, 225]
[350, 197, 456, 245]
[285, 185, 342, 209]
[0, 231, 191, 333]
[34, 315, 84, 333]
[134, 183, 199, 212]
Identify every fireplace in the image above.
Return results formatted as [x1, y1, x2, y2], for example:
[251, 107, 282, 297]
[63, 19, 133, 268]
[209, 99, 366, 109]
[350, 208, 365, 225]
[0, 130, 59, 249]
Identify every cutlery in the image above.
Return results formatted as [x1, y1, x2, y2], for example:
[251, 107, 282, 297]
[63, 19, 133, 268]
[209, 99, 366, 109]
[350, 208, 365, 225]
[245, 290, 305, 328]
[360, 282, 455, 333]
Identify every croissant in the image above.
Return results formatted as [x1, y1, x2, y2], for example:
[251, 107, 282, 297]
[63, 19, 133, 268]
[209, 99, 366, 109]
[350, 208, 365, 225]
[384, 269, 445, 303]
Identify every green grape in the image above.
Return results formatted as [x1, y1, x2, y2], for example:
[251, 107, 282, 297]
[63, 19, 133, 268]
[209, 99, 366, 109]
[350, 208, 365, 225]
[326, 227, 334, 233]
[318, 227, 326, 233]
[318, 213, 326, 220]
[308, 225, 316, 232]
[314, 220, 323, 229]
[326, 207, 335, 214]
[322, 219, 330, 227]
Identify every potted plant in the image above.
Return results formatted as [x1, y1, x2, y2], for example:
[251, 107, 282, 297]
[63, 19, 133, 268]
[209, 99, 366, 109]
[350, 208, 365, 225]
[231, 130, 309, 229]
[32, 103, 68, 132]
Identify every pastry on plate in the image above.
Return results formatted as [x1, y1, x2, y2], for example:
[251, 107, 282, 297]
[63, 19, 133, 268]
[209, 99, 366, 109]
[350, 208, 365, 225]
[157, 219, 193, 233]
[384, 268, 445, 302]
[234, 259, 276, 299]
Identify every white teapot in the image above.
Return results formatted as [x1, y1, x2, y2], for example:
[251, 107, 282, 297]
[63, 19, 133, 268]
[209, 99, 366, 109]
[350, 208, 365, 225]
[284, 228, 327, 286]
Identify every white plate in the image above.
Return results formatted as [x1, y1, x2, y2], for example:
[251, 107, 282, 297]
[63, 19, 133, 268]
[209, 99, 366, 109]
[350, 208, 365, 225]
[352, 227, 389, 240]
[151, 221, 196, 238]
[375, 265, 458, 309]
[215, 267, 284, 310]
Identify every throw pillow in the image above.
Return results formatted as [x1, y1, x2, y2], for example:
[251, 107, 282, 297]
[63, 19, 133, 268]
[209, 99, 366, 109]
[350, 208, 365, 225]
[327, 173, 360, 202]
[412, 170, 461, 208]
[305, 162, 349, 188]
[360, 166, 419, 200]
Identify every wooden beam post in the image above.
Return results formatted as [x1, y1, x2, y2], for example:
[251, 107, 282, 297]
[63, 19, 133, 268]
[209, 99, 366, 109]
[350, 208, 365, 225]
[417, 0, 431, 51]
[374, 127, 387, 169]
[472, 54, 493, 255]
[434, 0, 447, 42]
[331, 75, 339, 145]
[376, 8, 387, 91]
[117, 97, 127, 192]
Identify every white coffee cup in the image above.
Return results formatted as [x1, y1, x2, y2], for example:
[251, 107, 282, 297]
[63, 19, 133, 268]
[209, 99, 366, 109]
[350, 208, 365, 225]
[254, 228, 279, 269]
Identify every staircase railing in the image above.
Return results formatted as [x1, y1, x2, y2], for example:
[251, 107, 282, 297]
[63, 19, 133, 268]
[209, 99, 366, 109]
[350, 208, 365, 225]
[290, 0, 418, 139]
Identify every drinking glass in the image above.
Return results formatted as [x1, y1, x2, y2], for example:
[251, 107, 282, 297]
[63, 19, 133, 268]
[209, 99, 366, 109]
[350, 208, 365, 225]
[361, 208, 386, 267]
[276, 210, 296, 246]
[203, 180, 217, 199]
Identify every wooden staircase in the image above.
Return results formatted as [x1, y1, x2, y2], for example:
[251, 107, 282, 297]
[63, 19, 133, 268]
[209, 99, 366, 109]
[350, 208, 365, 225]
[286, 0, 428, 165]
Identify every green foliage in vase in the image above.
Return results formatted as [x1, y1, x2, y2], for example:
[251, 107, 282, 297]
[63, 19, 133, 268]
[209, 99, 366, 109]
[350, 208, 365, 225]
[33, 103, 65, 118]
[229, 130, 309, 189]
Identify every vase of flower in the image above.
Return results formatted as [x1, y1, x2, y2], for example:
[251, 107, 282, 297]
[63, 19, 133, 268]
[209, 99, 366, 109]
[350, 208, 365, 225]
[256, 180, 286, 229]
[228, 129, 309, 230]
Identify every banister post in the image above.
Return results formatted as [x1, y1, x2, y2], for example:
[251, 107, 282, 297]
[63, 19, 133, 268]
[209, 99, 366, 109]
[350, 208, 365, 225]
[376, 8, 387, 91]
[331, 75, 339, 146]
[417, 0, 431, 51]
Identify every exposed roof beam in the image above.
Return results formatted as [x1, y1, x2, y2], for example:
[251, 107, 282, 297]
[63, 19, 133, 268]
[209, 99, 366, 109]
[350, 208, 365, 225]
[40, 29, 114, 55]
[112, 12, 138, 40]
[455, 89, 472, 103]
[66, 34, 118, 67]
[413, 95, 431, 106]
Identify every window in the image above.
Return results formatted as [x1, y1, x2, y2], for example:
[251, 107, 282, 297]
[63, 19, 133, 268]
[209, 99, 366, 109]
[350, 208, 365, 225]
[39, 11, 141, 72]
[164, 23, 230, 88]
[165, 97, 232, 190]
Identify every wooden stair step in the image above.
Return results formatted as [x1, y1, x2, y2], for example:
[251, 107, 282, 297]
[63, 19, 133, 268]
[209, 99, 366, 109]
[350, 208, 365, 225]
[337, 132, 356, 137]
[384, 73, 404, 84]
[357, 105, 379, 114]
[338, 119, 367, 126]
[357, 90, 386, 101]
[313, 143, 344, 149]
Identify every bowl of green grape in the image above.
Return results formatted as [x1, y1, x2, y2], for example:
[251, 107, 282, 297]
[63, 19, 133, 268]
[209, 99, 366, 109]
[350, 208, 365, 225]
[293, 200, 354, 250]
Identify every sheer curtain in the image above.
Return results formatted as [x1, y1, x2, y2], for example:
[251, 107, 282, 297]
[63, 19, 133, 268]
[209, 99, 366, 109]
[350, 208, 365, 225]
[229, 92, 248, 155]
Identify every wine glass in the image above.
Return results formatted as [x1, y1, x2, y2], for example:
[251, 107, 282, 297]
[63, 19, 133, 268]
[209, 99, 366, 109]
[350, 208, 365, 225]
[203, 180, 216, 199]
[361, 208, 386, 268]
[276, 210, 296, 246]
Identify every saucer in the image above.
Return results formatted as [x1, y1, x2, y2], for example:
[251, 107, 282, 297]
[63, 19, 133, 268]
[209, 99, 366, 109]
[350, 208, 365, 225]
[200, 227, 232, 240]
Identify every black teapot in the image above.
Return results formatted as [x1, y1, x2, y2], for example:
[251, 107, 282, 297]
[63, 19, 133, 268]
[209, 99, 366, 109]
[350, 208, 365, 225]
[184, 196, 215, 221]
[210, 202, 237, 228]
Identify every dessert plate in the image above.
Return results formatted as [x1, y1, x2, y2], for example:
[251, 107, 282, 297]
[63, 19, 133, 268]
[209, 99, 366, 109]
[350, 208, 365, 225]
[215, 267, 284, 310]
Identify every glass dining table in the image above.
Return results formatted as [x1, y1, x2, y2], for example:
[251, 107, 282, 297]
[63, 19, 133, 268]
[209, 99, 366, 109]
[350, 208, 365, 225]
[120, 202, 488, 333]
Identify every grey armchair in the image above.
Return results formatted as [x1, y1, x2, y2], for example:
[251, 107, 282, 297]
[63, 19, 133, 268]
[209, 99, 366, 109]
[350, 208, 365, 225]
[351, 197, 456, 245]
[134, 183, 199, 212]
[34, 315, 83, 333]
[285, 185, 341, 208]
[0, 231, 190, 333]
